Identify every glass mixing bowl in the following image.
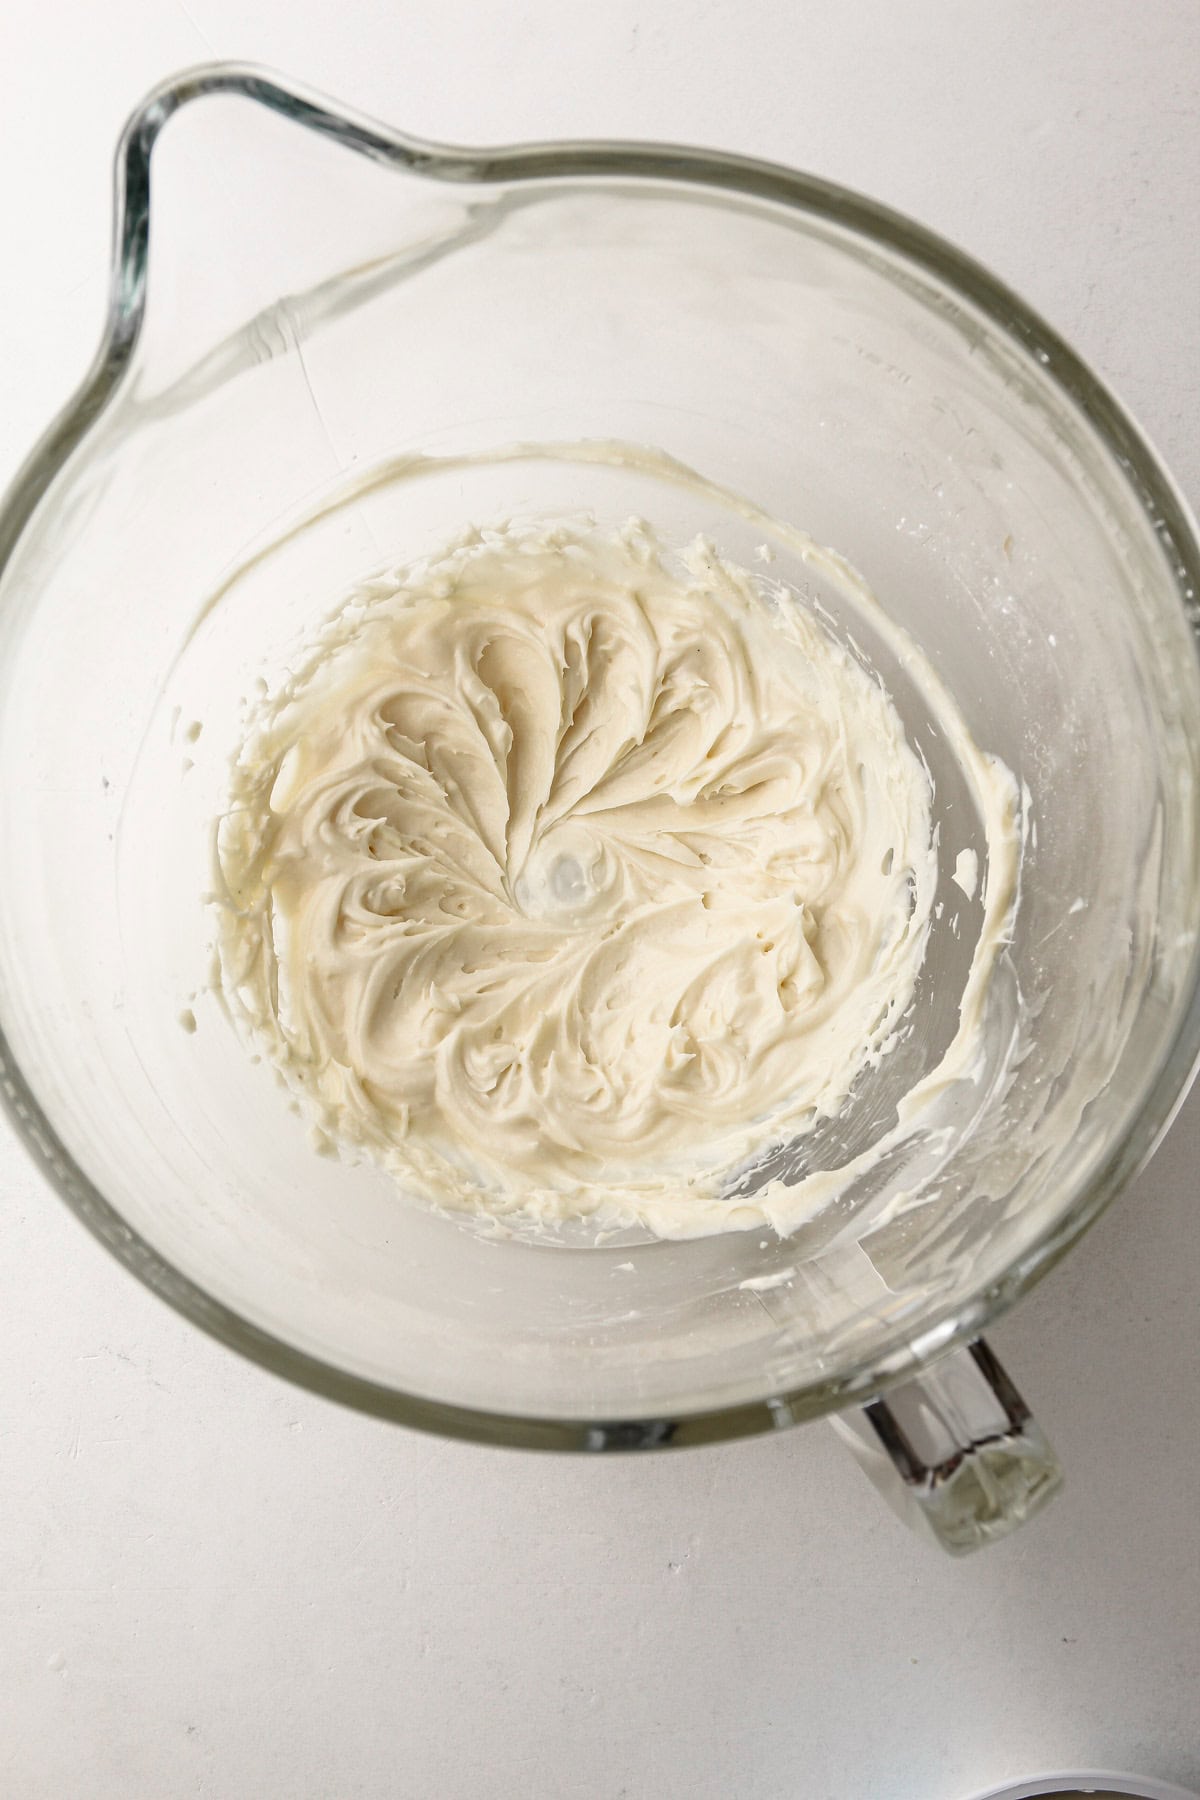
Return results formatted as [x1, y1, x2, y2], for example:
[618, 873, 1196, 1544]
[2, 65, 1199, 1552]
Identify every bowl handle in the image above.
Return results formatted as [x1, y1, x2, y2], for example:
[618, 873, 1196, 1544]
[829, 1337, 1062, 1554]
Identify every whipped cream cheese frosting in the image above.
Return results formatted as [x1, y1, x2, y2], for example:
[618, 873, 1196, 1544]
[214, 484, 1018, 1239]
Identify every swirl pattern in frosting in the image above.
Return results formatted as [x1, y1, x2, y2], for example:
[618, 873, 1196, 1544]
[215, 519, 939, 1232]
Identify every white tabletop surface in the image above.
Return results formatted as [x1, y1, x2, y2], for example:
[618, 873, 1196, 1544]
[2, 3, 1198, 1796]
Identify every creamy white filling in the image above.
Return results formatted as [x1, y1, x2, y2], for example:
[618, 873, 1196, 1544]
[214, 488, 1018, 1240]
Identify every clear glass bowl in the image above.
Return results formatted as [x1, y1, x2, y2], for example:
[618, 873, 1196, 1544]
[1, 66, 1198, 1545]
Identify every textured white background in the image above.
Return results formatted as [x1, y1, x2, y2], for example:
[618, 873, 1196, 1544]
[1, 4, 1198, 1796]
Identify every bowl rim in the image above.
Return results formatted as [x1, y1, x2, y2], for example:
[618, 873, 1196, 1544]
[2, 59, 1199, 1449]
